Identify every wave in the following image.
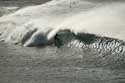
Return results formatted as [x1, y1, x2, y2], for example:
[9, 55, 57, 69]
[0, 0, 125, 50]
[54, 30, 125, 54]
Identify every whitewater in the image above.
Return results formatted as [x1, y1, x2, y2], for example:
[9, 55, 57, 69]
[0, 0, 125, 49]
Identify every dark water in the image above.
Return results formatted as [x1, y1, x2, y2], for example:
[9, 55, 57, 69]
[0, 0, 51, 7]
[0, 0, 125, 83]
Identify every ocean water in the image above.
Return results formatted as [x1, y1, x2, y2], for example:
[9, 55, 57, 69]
[0, 0, 125, 83]
[0, 30, 125, 83]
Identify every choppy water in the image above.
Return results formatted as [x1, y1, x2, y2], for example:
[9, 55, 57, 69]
[0, 30, 125, 83]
